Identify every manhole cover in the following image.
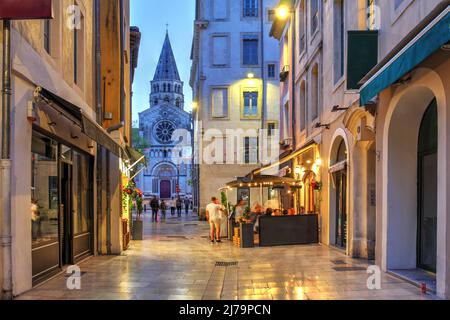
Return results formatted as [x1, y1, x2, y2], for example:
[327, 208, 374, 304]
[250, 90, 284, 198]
[333, 267, 367, 272]
[216, 261, 238, 267]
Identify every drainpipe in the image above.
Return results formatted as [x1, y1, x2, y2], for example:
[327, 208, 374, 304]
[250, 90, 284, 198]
[1, 19, 13, 300]
[119, 0, 125, 124]
[94, 0, 103, 254]
[291, 9, 297, 149]
[106, 150, 111, 254]
[260, 2, 266, 135]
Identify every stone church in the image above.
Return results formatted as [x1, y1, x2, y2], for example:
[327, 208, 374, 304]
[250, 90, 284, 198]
[136, 32, 192, 200]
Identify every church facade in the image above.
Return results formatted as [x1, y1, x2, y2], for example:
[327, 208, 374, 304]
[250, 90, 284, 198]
[136, 32, 193, 200]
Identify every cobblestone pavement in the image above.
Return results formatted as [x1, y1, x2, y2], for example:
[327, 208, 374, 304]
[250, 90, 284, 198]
[17, 212, 437, 300]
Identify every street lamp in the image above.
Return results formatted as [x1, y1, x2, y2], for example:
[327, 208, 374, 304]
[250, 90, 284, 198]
[275, 5, 290, 20]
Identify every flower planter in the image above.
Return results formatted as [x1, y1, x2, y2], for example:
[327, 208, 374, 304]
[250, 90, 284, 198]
[132, 219, 143, 241]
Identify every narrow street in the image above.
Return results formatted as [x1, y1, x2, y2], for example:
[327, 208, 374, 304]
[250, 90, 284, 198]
[17, 214, 436, 301]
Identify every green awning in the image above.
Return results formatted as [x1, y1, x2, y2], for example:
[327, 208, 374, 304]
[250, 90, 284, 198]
[359, 5, 450, 106]
[125, 146, 147, 167]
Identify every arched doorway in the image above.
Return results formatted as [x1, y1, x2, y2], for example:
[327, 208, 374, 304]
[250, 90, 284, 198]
[385, 86, 438, 272]
[334, 140, 348, 248]
[160, 180, 172, 199]
[417, 99, 437, 272]
[329, 136, 348, 249]
[152, 163, 177, 199]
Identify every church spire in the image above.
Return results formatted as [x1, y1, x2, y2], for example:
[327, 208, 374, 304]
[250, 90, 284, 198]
[153, 32, 181, 81]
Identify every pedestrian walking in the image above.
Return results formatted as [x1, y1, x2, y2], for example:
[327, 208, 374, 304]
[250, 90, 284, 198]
[160, 200, 167, 220]
[150, 197, 160, 222]
[206, 197, 224, 243]
[176, 197, 182, 217]
[184, 197, 190, 215]
[170, 197, 176, 216]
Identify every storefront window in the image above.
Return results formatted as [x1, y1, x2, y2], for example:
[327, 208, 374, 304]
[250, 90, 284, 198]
[31, 132, 59, 246]
[72, 151, 91, 235]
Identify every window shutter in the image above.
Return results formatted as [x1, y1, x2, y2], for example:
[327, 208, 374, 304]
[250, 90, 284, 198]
[213, 36, 228, 66]
[213, 0, 227, 20]
[212, 89, 227, 118]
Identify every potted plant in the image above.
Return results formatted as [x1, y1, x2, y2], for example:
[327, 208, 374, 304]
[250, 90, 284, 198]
[123, 181, 144, 240]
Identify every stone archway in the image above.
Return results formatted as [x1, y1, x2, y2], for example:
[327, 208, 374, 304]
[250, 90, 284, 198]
[384, 86, 437, 271]
[328, 131, 349, 250]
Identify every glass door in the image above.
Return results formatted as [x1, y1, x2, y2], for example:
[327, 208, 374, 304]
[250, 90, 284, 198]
[31, 132, 60, 285]
[417, 99, 438, 272]
[335, 170, 347, 249]
[60, 161, 73, 266]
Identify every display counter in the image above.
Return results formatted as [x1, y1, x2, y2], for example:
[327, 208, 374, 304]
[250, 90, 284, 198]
[259, 214, 319, 247]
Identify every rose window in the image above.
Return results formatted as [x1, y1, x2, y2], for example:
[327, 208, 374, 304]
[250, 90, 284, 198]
[155, 121, 175, 143]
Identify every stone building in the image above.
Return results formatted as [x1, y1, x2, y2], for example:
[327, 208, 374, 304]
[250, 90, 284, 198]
[269, 0, 450, 298]
[0, 0, 139, 298]
[136, 32, 193, 200]
[190, 0, 280, 211]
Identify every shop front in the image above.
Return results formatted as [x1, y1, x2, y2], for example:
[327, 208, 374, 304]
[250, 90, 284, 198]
[358, 3, 450, 297]
[31, 130, 94, 284]
[223, 175, 319, 247]
[30, 87, 123, 285]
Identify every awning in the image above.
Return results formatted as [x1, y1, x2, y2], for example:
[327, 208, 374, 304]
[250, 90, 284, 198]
[225, 175, 299, 189]
[125, 146, 147, 167]
[36, 87, 123, 157]
[359, 3, 450, 106]
[254, 139, 317, 175]
[123, 146, 147, 179]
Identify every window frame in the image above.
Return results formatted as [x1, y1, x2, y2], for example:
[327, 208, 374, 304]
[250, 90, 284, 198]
[242, 0, 259, 19]
[241, 87, 261, 120]
[241, 33, 260, 67]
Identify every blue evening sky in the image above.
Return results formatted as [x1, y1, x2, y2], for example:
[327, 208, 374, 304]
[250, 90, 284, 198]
[131, 0, 195, 126]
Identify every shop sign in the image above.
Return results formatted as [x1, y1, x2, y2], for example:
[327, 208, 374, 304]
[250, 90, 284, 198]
[0, 0, 53, 20]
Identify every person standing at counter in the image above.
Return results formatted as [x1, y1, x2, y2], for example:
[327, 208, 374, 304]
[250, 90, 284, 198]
[234, 199, 246, 223]
[206, 197, 224, 243]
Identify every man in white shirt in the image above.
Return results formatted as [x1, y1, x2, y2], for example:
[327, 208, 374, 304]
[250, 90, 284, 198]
[206, 197, 224, 243]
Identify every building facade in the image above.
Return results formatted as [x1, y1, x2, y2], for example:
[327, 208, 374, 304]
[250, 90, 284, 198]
[0, 0, 140, 298]
[190, 0, 281, 212]
[136, 33, 193, 200]
[269, 0, 450, 298]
